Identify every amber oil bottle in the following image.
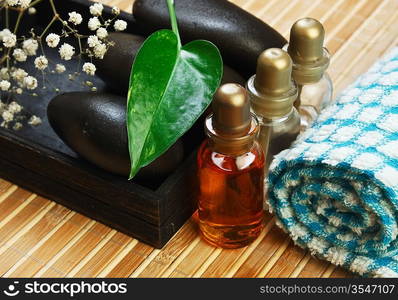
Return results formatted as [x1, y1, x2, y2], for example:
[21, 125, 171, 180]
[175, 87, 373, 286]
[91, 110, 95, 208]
[284, 18, 332, 130]
[246, 48, 300, 171]
[197, 83, 265, 249]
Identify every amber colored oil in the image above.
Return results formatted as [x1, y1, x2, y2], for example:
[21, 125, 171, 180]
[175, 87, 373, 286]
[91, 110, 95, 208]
[197, 140, 265, 249]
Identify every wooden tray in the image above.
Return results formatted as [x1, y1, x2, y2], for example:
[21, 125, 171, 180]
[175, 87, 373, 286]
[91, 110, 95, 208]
[0, 0, 201, 248]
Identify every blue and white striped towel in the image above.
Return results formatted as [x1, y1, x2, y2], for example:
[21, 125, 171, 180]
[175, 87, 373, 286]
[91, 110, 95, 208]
[267, 47, 398, 277]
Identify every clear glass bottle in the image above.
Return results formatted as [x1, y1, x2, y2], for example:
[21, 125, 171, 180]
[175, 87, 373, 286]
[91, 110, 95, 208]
[285, 18, 333, 131]
[198, 84, 265, 249]
[257, 109, 300, 170]
[296, 73, 332, 130]
[246, 48, 300, 171]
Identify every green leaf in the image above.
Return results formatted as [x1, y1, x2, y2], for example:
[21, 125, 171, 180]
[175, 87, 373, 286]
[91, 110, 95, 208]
[127, 29, 223, 178]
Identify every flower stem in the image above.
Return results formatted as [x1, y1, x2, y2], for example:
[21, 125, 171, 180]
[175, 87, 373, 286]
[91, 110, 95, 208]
[166, 0, 181, 48]
[13, 8, 25, 34]
[39, 15, 57, 39]
[5, 6, 9, 28]
[49, 0, 57, 15]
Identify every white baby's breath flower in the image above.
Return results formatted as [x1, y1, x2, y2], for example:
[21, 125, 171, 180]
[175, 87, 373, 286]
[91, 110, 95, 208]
[2, 111, 13, 123]
[88, 17, 101, 31]
[82, 62, 96, 76]
[13, 122, 23, 131]
[68, 11, 83, 25]
[8, 101, 22, 114]
[2, 32, 17, 48]
[24, 76, 38, 90]
[28, 115, 42, 126]
[13, 48, 27, 62]
[28, 7, 36, 15]
[112, 6, 120, 15]
[89, 3, 103, 16]
[96, 27, 108, 39]
[46, 33, 60, 48]
[0, 80, 11, 91]
[55, 64, 66, 74]
[19, 0, 32, 8]
[34, 56, 48, 70]
[114, 20, 127, 31]
[0, 68, 9, 80]
[22, 39, 39, 56]
[0, 29, 12, 41]
[5, 0, 19, 6]
[87, 35, 100, 48]
[11, 68, 28, 83]
[59, 43, 75, 60]
[93, 42, 107, 59]
[16, 88, 23, 94]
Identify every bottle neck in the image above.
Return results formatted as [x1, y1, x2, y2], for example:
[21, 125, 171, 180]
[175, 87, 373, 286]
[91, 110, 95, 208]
[205, 114, 259, 156]
[259, 107, 297, 124]
[295, 71, 327, 88]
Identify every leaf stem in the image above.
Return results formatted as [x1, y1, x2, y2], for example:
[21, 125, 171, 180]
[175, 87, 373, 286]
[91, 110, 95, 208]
[166, 0, 181, 48]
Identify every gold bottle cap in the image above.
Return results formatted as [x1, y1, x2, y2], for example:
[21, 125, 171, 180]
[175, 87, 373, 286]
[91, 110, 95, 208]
[212, 83, 251, 137]
[286, 18, 330, 84]
[206, 83, 259, 155]
[247, 48, 297, 119]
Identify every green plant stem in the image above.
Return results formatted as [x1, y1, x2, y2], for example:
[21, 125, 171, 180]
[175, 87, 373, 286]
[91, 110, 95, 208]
[49, 0, 57, 15]
[166, 0, 181, 49]
[13, 9, 25, 34]
[39, 15, 57, 38]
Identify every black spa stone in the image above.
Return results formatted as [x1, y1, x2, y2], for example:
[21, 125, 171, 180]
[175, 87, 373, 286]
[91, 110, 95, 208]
[47, 91, 184, 179]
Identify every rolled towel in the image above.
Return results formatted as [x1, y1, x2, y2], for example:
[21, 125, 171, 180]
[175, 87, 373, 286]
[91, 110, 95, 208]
[267, 47, 398, 278]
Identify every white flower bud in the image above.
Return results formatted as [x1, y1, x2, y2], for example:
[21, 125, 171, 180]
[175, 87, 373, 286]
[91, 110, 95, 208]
[13, 49, 27, 62]
[8, 101, 22, 114]
[13, 122, 23, 131]
[11, 68, 28, 83]
[0, 68, 9, 80]
[82, 62, 96, 76]
[2, 32, 17, 48]
[55, 64, 66, 74]
[24, 76, 38, 90]
[34, 56, 49, 70]
[22, 39, 39, 56]
[5, 0, 19, 7]
[93, 42, 107, 59]
[96, 28, 108, 39]
[0, 80, 11, 91]
[28, 7, 36, 15]
[114, 20, 127, 32]
[59, 43, 75, 60]
[46, 33, 60, 48]
[89, 3, 103, 16]
[2, 110, 13, 123]
[29, 115, 42, 126]
[112, 6, 120, 15]
[88, 17, 101, 31]
[87, 35, 100, 48]
[68, 11, 83, 25]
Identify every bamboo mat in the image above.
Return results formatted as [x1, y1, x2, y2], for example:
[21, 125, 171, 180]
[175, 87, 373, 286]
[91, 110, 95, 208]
[1, 0, 397, 278]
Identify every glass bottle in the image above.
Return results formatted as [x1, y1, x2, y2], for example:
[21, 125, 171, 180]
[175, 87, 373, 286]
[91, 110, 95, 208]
[285, 18, 333, 131]
[198, 83, 265, 249]
[246, 48, 300, 171]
